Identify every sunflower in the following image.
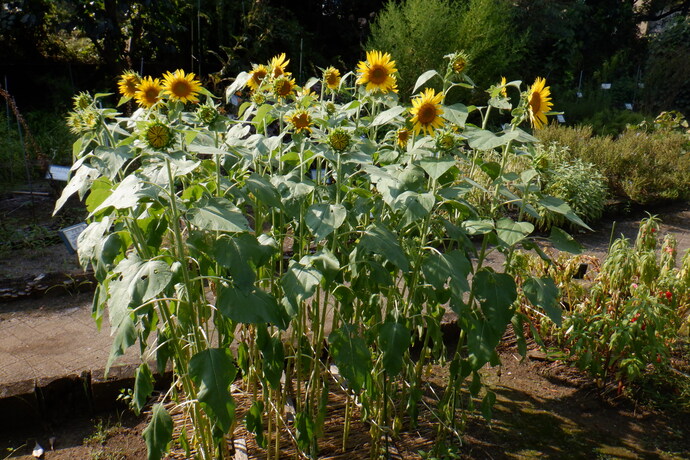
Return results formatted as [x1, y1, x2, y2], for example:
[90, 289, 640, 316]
[499, 76, 508, 98]
[328, 128, 351, 152]
[435, 131, 456, 151]
[447, 51, 469, 75]
[410, 88, 445, 136]
[162, 69, 202, 104]
[285, 109, 312, 134]
[145, 122, 173, 150]
[66, 109, 98, 135]
[323, 66, 341, 90]
[273, 76, 296, 99]
[396, 127, 410, 148]
[356, 50, 398, 94]
[527, 77, 553, 129]
[134, 76, 163, 108]
[72, 92, 92, 110]
[118, 70, 141, 98]
[247, 64, 269, 92]
[269, 53, 290, 79]
[195, 101, 220, 125]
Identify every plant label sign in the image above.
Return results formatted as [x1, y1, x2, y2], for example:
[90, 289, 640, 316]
[557, 114, 566, 123]
[601, 83, 611, 90]
[45, 165, 70, 182]
[59, 222, 88, 254]
[625, 103, 633, 110]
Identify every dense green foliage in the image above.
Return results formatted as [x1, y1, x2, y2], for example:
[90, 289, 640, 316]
[536, 122, 690, 204]
[367, 0, 524, 97]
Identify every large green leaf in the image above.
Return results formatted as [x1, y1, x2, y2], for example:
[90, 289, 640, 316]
[422, 250, 471, 296]
[213, 234, 263, 290]
[538, 196, 592, 231]
[371, 106, 406, 126]
[379, 321, 411, 376]
[187, 197, 251, 232]
[358, 224, 410, 272]
[189, 348, 238, 432]
[246, 401, 266, 448]
[473, 268, 517, 332]
[91, 146, 132, 180]
[443, 103, 469, 128]
[54, 164, 100, 214]
[216, 283, 287, 328]
[495, 218, 534, 247]
[281, 261, 323, 307]
[142, 403, 173, 460]
[391, 191, 435, 227]
[419, 157, 456, 182]
[128, 260, 173, 306]
[246, 173, 282, 208]
[91, 174, 158, 216]
[306, 203, 347, 240]
[328, 324, 371, 393]
[523, 277, 562, 326]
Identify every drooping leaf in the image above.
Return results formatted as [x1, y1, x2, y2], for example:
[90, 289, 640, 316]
[523, 277, 562, 326]
[133, 363, 154, 415]
[187, 197, 251, 233]
[538, 196, 592, 230]
[379, 321, 411, 376]
[413, 69, 440, 93]
[422, 250, 471, 296]
[143, 403, 173, 460]
[549, 227, 583, 254]
[189, 348, 238, 432]
[91, 174, 158, 216]
[328, 324, 371, 393]
[246, 401, 266, 448]
[106, 315, 135, 375]
[473, 268, 517, 332]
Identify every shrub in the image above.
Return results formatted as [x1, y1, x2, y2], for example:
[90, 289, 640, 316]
[367, 0, 524, 98]
[534, 144, 608, 229]
[535, 123, 690, 204]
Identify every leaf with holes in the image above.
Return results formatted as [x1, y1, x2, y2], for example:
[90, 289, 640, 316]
[306, 203, 347, 240]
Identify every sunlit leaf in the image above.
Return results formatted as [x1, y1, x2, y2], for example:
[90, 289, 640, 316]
[189, 348, 237, 432]
[143, 403, 173, 460]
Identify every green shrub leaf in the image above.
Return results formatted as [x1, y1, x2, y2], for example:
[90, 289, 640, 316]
[189, 348, 237, 432]
[143, 403, 173, 460]
[523, 277, 562, 326]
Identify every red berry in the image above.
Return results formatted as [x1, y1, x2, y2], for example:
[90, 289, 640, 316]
[666, 291, 672, 300]
[641, 323, 646, 331]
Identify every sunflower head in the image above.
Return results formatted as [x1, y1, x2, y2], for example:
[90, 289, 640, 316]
[162, 69, 202, 104]
[435, 130, 456, 151]
[410, 88, 445, 136]
[396, 127, 410, 148]
[323, 67, 341, 90]
[269, 53, 290, 79]
[273, 76, 296, 99]
[446, 51, 470, 75]
[356, 50, 398, 94]
[118, 70, 141, 98]
[527, 77, 553, 129]
[285, 109, 312, 134]
[325, 102, 337, 115]
[247, 64, 269, 92]
[66, 109, 98, 135]
[195, 101, 220, 125]
[134, 76, 163, 108]
[328, 128, 351, 152]
[251, 92, 267, 105]
[144, 121, 173, 150]
[499, 76, 508, 98]
[72, 92, 93, 110]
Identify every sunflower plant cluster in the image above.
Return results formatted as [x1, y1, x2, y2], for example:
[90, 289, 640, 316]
[57, 50, 583, 459]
